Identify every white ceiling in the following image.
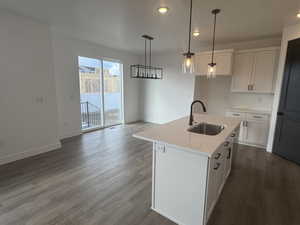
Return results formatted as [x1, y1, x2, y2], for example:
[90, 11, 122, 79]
[0, 0, 299, 53]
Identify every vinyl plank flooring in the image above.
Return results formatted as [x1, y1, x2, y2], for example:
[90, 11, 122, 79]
[0, 123, 300, 225]
[207, 144, 300, 225]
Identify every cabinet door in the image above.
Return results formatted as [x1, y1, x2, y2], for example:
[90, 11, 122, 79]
[154, 144, 208, 225]
[231, 52, 254, 92]
[206, 149, 224, 221]
[251, 50, 277, 93]
[244, 121, 269, 147]
[206, 157, 219, 220]
[223, 141, 233, 178]
[238, 122, 245, 143]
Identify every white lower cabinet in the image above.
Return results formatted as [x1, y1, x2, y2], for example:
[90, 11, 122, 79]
[205, 138, 234, 221]
[153, 143, 208, 225]
[243, 120, 269, 147]
[226, 110, 270, 148]
[152, 131, 237, 225]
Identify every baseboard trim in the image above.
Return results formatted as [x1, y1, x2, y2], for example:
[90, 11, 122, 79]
[0, 142, 62, 166]
[59, 131, 81, 140]
[238, 141, 266, 150]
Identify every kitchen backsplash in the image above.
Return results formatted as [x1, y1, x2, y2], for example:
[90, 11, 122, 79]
[193, 76, 274, 115]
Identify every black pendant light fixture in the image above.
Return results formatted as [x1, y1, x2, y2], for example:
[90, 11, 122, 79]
[182, 0, 195, 74]
[207, 9, 221, 78]
[130, 35, 163, 79]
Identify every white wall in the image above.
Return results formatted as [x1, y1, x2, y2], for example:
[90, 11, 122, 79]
[0, 11, 61, 165]
[193, 38, 281, 115]
[267, 23, 300, 152]
[194, 76, 274, 115]
[51, 31, 142, 139]
[141, 53, 195, 124]
[141, 38, 281, 124]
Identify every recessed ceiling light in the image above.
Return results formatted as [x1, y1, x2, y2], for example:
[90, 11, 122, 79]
[193, 31, 200, 37]
[158, 7, 169, 14]
[297, 12, 300, 18]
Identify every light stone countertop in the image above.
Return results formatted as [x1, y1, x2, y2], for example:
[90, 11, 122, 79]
[228, 107, 272, 114]
[133, 114, 241, 157]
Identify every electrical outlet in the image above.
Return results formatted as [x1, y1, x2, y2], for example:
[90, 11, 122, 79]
[35, 96, 44, 104]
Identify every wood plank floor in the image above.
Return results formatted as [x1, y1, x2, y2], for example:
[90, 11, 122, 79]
[0, 123, 300, 225]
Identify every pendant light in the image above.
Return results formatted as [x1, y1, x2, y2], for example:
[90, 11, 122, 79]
[182, 0, 195, 74]
[207, 9, 220, 78]
[130, 35, 163, 79]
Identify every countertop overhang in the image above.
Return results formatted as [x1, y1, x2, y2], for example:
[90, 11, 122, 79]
[133, 114, 241, 157]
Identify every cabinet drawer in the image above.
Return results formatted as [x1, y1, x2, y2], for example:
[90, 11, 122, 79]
[226, 111, 246, 119]
[246, 113, 269, 121]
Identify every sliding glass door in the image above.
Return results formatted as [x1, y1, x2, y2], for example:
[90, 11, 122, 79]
[103, 60, 123, 127]
[78, 56, 123, 131]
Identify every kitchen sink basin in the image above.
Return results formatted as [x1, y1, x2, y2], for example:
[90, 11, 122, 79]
[187, 122, 225, 136]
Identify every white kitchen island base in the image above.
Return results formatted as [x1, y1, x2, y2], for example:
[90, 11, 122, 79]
[152, 143, 209, 225]
[134, 114, 240, 225]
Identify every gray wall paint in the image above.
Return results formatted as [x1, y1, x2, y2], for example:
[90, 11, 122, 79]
[0, 11, 60, 164]
[51, 31, 142, 139]
[194, 76, 274, 115]
[140, 38, 281, 124]
[140, 52, 195, 124]
[0, 10, 142, 164]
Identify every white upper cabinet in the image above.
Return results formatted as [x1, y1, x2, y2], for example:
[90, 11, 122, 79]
[251, 50, 278, 93]
[231, 47, 279, 93]
[231, 52, 254, 92]
[195, 49, 234, 76]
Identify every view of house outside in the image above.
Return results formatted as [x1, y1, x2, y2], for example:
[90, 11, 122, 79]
[78, 56, 122, 129]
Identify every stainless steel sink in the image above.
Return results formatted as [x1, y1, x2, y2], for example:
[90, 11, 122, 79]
[188, 122, 225, 136]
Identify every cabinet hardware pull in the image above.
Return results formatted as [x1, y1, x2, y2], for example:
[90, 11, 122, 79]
[214, 163, 221, 170]
[233, 113, 240, 116]
[253, 116, 262, 118]
[227, 148, 232, 159]
[214, 153, 221, 159]
[224, 141, 230, 147]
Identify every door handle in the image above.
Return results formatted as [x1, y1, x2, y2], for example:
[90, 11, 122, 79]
[277, 112, 284, 116]
[227, 148, 232, 159]
[214, 163, 221, 170]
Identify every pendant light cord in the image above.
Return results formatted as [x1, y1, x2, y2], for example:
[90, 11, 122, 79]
[211, 11, 217, 64]
[188, 0, 193, 53]
[144, 39, 147, 67]
[150, 39, 152, 67]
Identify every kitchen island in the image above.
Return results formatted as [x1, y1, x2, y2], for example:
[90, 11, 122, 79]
[133, 114, 241, 225]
